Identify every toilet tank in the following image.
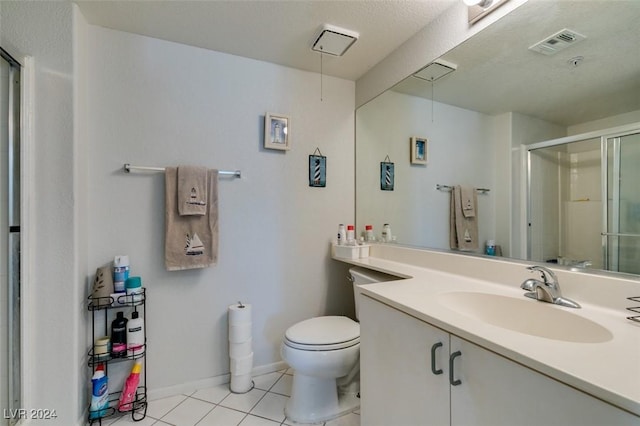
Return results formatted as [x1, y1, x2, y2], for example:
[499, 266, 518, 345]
[349, 267, 401, 320]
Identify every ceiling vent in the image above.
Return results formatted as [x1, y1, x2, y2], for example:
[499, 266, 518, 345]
[413, 59, 457, 82]
[311, 24, 359, 56]
[529, 28, 586, 56]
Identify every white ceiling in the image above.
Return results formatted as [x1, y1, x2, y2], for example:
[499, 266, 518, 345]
[75, 0, 640, 127]
[392, 0, 640, 126]
[75, 0, 458, 81]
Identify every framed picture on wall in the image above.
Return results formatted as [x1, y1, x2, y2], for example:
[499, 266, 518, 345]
[410, 136, 428, 165]
[309, 154, 327, 187]
[380, 161, 394, 191]
[264, 113, 290, 150]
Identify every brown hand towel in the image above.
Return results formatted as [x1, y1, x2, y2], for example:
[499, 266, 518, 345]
[178, 165, 208, 216]
[165, 167, 219, 271]
[450, 185, 479, 251]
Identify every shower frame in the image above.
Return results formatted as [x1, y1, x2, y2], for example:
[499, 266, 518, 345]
[526, 122, 640, 272]
[1, 46, 21, 426]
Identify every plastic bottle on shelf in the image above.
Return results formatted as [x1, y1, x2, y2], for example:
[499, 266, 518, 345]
[365, 225, 375, 242]
[89, 364, 109, 419]
[337, 224, 346, 245]
[381, 224, 391, 243]
[113, 255, 130, 293]
[118, 361, 142, 412]
[127, 311, 145, 356]
[111, 311, 128, 358]
[346, 225, 356, 245]
[125, 276, 143, 303]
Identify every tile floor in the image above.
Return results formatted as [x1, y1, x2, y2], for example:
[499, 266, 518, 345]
[107, 369, 360, 426]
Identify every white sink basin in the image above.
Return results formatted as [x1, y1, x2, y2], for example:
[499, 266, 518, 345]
[437, 292, 613, 343]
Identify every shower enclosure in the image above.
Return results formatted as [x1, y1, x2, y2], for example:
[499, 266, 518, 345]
[1, 47, 21, 426]
[527, 124, 640, 275]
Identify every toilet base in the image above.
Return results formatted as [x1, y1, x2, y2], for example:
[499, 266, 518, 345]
[285, 373, 360, 424]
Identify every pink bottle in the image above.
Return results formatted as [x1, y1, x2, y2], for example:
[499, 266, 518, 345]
[118, 361, 142, 412]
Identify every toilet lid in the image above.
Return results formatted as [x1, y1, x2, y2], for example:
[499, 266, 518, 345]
[285, 316, 360, 348]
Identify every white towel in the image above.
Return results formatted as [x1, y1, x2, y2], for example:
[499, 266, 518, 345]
[178, 165, 208, 216]
[165, 167, 219, 271]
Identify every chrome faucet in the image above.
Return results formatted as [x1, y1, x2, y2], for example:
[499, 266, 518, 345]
[521, 265, 580, 308]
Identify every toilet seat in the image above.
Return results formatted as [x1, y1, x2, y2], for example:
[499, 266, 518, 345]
[284, 316, 360, 351]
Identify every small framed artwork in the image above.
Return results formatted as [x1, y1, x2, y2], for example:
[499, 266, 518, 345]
[264, 113, 290, 150]
[309, 153, 327, 187]
[380, 160, 394, 191]
[410, 136, 428, 165]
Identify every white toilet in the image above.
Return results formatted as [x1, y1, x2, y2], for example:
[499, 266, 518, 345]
[281, 267, 398, 424]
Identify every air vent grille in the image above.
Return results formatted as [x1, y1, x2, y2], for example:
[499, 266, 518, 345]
[529, 28, 586, 56]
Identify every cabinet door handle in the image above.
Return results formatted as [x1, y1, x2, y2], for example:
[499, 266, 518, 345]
[449, 350, 462, 386]
[430, 342, 443, 375]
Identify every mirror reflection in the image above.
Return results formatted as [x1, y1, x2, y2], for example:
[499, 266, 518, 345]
[355, 0, 640, 276]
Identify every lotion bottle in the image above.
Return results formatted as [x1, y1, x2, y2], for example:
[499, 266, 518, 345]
[127, 311, 145, 356]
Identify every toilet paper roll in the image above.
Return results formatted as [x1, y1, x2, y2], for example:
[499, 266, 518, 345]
[228, 303, 252, 325]
[230, 352, 254, 375]
[229, 338, 253, 358]
[229, 323, 252, 343]
[230, 373, 253, 394]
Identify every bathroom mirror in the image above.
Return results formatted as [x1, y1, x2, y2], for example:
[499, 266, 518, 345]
[355, 0, 640, 276]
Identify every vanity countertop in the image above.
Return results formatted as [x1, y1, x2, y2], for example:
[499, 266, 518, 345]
[334, 247, 640, 417]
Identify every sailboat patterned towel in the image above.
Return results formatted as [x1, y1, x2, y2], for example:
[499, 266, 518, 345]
[177, 165, 208, 216]
[165, 167, 219, 271]
[449, 185, 479, 251]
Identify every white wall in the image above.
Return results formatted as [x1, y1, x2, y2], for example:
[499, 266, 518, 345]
[84, 26, 356, 395]
[568, 109, 640, 136]
[356, 90, 496, 251]
[1, 1, 82, 425]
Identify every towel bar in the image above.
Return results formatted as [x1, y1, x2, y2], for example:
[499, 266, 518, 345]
[436, 184, 489, 194]
[124, 163, 241, 178]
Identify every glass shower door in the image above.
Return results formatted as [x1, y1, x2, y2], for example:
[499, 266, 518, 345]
[1, 47, 20, 426]
[605, 132, 640, 274]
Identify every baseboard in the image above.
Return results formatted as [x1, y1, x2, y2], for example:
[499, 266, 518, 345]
[147, 360, 289, 401]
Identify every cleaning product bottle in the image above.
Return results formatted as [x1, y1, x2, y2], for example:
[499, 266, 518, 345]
[89, 364, 109, 419]
[111, 311, 128, 358]
[127, 311, 145, 356]
[118, 361, 142, 412]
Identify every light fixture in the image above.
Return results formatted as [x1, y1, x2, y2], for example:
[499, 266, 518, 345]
[463, 0, 493, 7]
[464, 0, 509, 25]
[311, 24, 359, 56]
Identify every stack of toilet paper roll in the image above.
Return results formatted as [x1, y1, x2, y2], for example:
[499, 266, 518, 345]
[228, 302, 253, 393]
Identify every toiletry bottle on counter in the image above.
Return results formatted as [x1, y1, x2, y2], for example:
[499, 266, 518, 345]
[111, 311, 128, 358]
[337, 224, 346, 245]
[113, 255, 130, 293]
[365, 225, 375, 242]
[89, 364, 109, 419]
[382, 224, 391, 242]
[127, 311, 145, 356]
[346, 225, 356, 245]
[486, 240, 496, 256]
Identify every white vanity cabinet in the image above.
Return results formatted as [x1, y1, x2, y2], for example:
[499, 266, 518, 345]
[359, 295, 639, 426]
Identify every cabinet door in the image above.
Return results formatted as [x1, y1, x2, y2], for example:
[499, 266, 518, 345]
[360, 295, 450, 426]
[450, 336, 640, 426]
